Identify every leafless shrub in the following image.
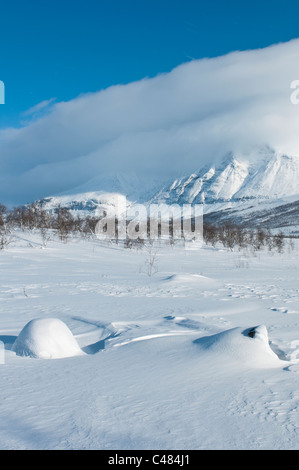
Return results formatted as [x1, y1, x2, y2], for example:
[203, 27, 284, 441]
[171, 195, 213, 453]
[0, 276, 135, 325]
[144, 244, 159, 276]
[272, 231, 284, 254]
[124, 237, 145, 250]
[55, 206, 74, 242]
[0, 205, 14, 250]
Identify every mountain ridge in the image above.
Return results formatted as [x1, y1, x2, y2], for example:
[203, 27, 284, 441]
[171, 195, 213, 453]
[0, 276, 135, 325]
[150, 147, 299, 205]
[37, 146, 299, 234]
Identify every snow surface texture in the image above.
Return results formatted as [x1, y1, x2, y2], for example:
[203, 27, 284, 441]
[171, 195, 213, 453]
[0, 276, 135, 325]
[12, 318, 83, 359]
[0, 232, 299, 449]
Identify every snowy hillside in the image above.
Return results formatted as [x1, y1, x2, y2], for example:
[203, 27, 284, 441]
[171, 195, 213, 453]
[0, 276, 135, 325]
[39, 172, 167, 215]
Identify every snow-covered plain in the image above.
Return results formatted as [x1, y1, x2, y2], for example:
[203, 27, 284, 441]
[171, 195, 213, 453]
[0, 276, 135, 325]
[0, 232, 299, 449]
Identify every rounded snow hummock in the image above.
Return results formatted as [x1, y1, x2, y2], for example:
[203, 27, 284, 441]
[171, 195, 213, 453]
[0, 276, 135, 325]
[12, 318, 83, 359]
[193, 325, 288, 369]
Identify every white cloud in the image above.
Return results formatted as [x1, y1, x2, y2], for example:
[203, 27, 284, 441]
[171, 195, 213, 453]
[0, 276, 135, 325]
[22, 98, 56, 118]
[1, 39, 299, 205]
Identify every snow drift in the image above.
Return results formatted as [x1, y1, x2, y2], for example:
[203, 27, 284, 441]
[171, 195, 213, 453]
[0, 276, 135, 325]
[194, 325, 287, 369]
[163, 274, 219, 289]
[12, 318, 83, 359]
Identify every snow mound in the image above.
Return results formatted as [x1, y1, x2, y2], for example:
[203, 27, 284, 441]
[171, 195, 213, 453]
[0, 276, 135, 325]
[12, 318, 83, 359]
[194, 325, 287, 368]
[163, 274, 218, 287]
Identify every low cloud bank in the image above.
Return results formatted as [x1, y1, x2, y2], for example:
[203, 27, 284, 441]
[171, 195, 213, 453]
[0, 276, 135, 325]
[1, 39, 299, 205]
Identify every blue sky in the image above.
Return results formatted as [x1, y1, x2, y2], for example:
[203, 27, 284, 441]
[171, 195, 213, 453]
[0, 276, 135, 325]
[1, 0, 299, 128]
[1, 1, 299, 205]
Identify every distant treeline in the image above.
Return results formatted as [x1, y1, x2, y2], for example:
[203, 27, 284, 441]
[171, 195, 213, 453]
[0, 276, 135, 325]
[0, 202, 98, 248]
[0, 202, 295, 253]
[203, 223, 291, 253]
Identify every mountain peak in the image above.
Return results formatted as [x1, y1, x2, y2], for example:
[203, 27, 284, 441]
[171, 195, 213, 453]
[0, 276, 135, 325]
[150, 147, 299, 205]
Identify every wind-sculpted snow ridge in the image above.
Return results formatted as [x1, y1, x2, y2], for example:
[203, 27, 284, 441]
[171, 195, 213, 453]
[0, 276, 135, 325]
[193, 325, 288, 369]
[12, 318, 84, 359]
[162, 273, 220, 289]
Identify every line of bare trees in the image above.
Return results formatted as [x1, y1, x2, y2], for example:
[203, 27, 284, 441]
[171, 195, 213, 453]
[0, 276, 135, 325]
[0, 201, 295, 253]
[0, 202, 99, 247]
[204, 223, 291, 253]
[120, 217, 291, 253]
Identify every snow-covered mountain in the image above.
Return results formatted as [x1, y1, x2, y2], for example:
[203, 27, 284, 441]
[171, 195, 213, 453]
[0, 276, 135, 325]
[150, 147, 299, 205]
[39, 172, 166, 215]
[149, 147, 299, 233]
[37, 146, 299, 233]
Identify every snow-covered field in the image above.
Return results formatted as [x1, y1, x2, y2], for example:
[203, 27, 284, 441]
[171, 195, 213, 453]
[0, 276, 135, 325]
[0, 232, 299, 450]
